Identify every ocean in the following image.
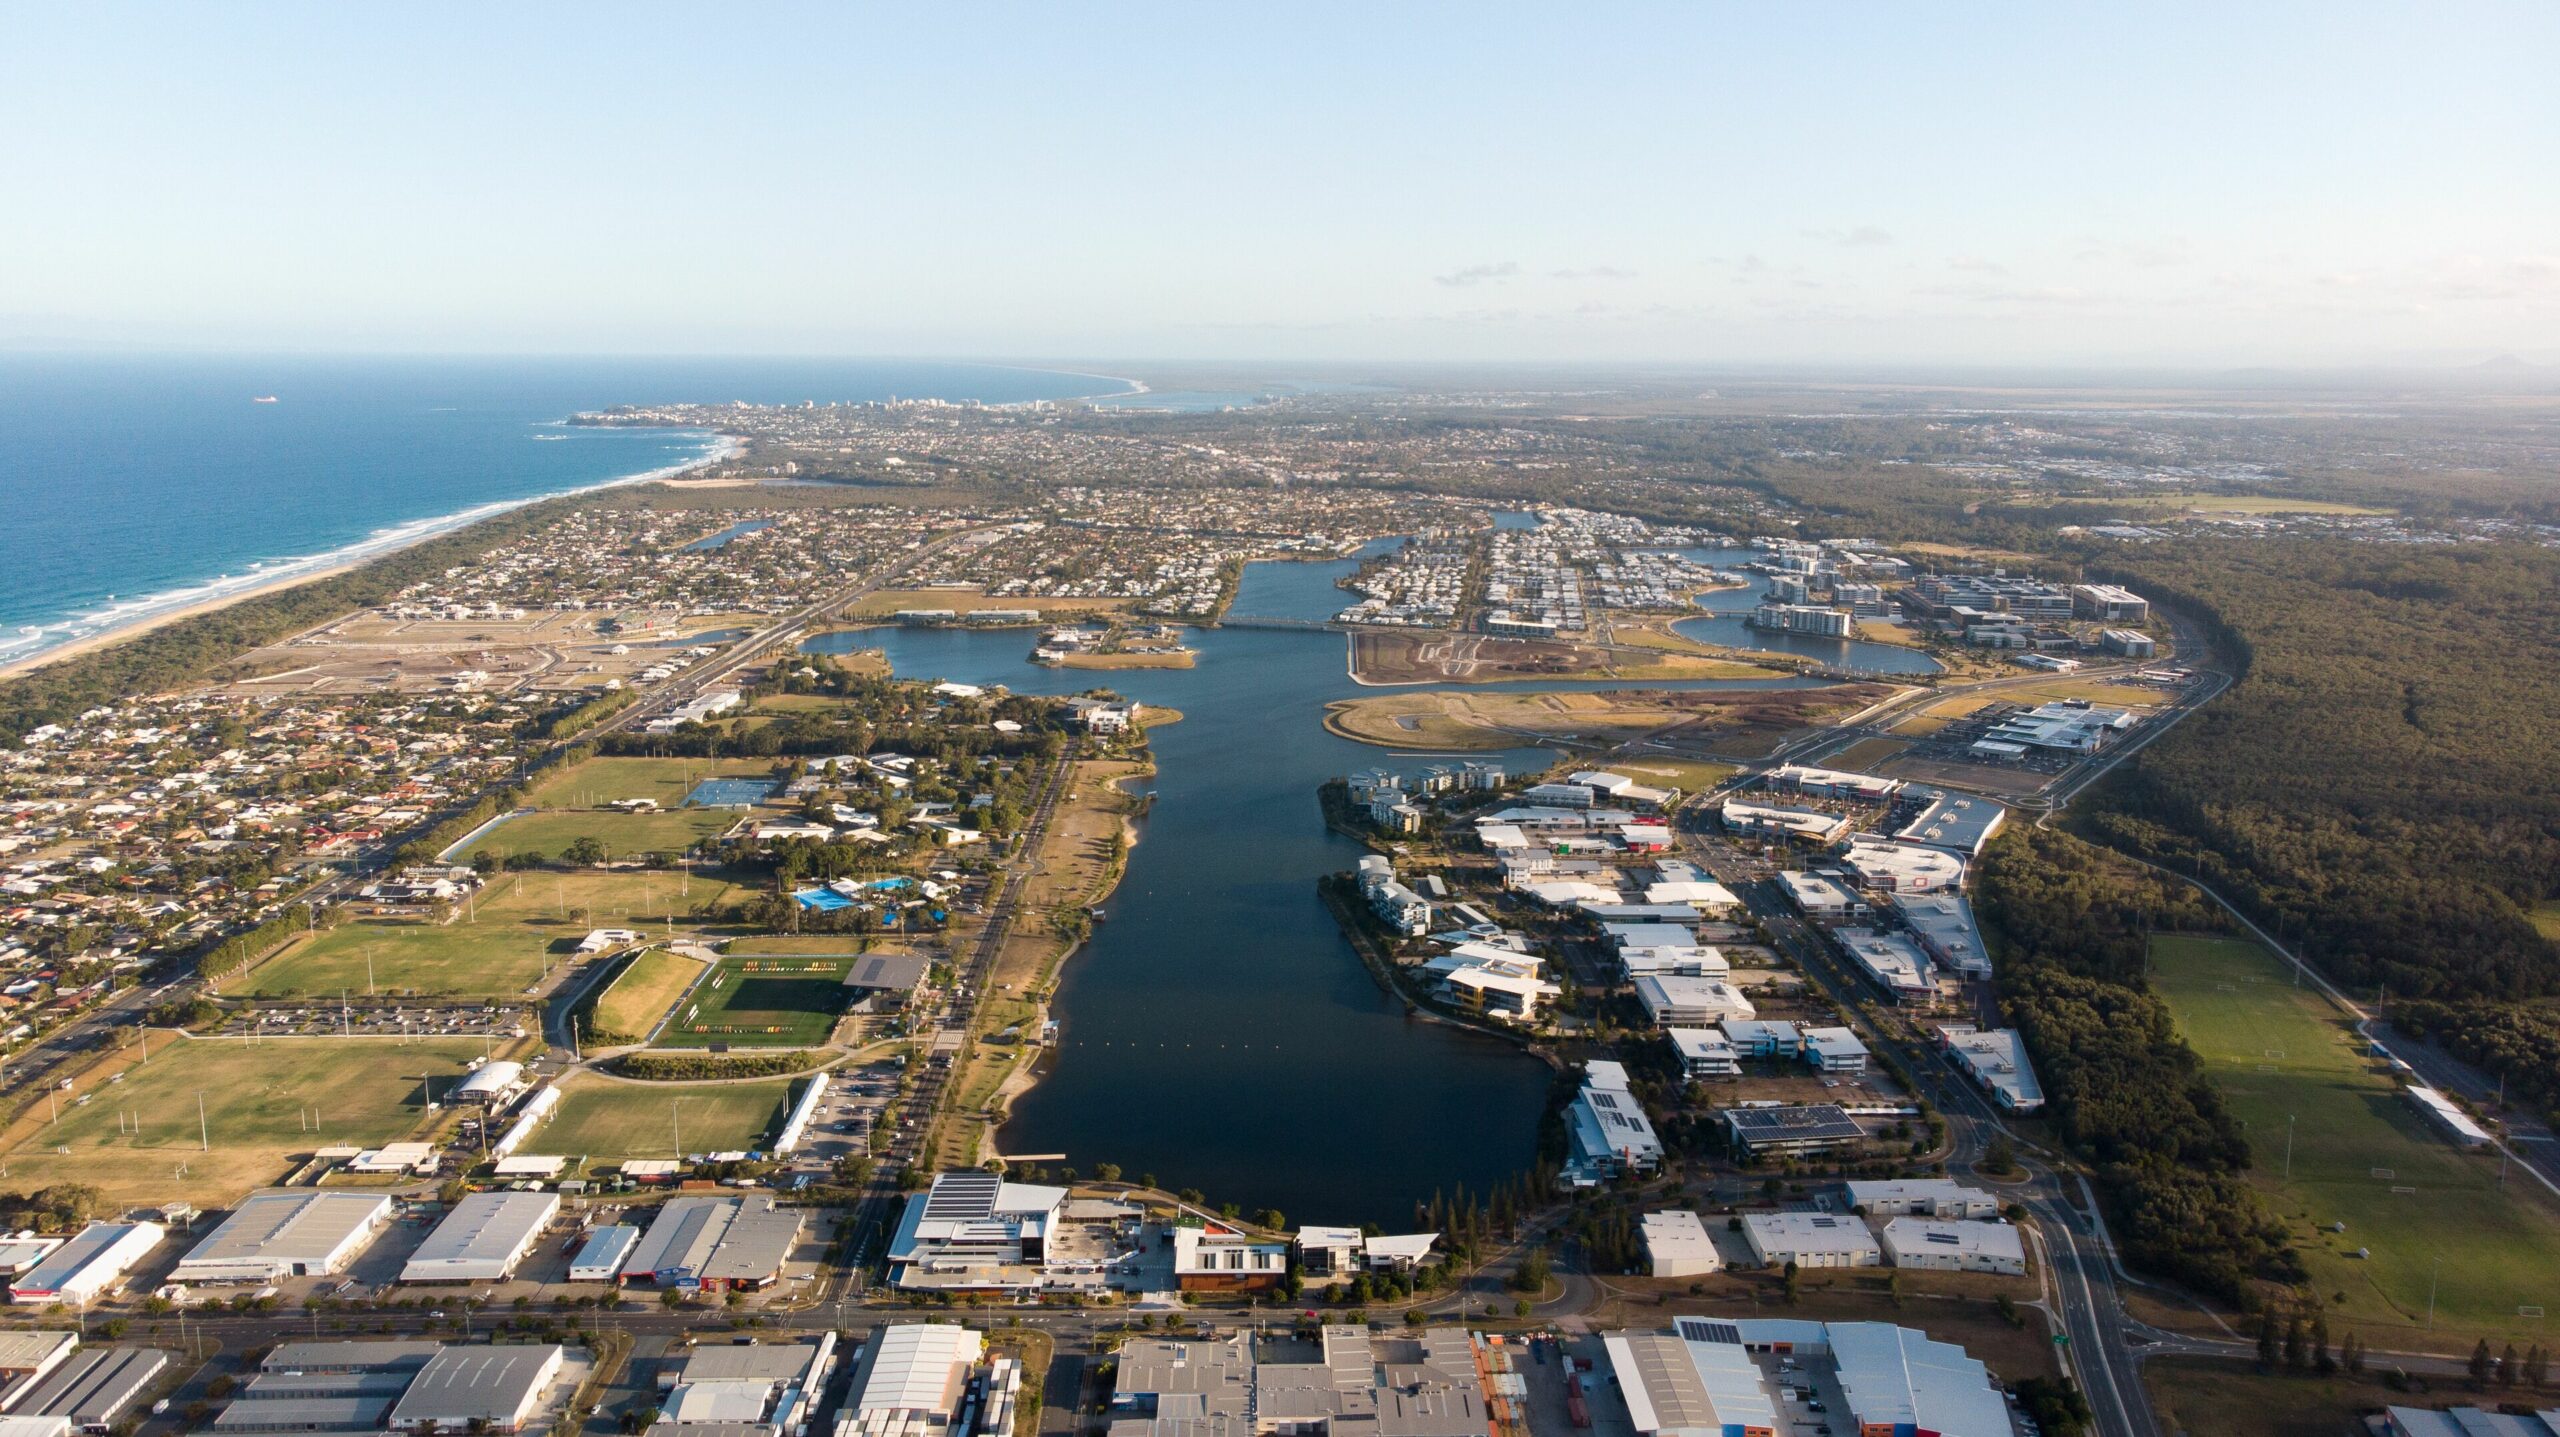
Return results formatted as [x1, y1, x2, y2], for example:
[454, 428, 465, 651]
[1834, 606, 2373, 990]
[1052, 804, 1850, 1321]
[0, 354, 1131, 668]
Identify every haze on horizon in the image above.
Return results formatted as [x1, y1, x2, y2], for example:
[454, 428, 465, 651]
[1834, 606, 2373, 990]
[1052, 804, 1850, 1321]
[3, 2, 2553, 370]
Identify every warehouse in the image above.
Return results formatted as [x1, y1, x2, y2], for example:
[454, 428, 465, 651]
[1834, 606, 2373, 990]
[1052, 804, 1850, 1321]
[386, 1346, 566, 1433]
[622, 1195, 804, 1291]
[0, 1236, 62, 1279]
[1640, 1211, 1722, 1278]
[843, 1324, 984, 1437]
[8, 1222, 164, 1306]
[1843, 1180, 2000, 1220]
[12, 1347, 173, 1433]
[568, 1226, 640, 1282]
[1742, 1213, 1881, 1270]
[172, 1192, 394, 1283]
[1880, 1218, 2026, 1276]
[0, 1332, 80, 1395]
[400, 1191, 559, 1284]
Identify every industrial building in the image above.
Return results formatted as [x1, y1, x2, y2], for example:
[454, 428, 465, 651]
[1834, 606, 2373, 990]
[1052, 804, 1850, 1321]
[172, 1192, 394, 1284]
[654, 1334, 836, 1437]
[388, 1347, 567, 1433]
[1563, 1060, 1663, 1185]
[1110, 1326, 1493, 1437]
[1844, 1179, 2000, 1219]
[218, 1343, 567, 1437]
[10, 1346, 173, 1433]
[0, 1332, 80, 1399]
[1610, 1316, 2011, 1437]
[1880, 1218, 2027, 1276]
[569, 1226, 640, 1282]
[841, 1324, 983, 1437]
[400, 1191, 559, 1284]
[1640, 1211, 1722, 1278]
[1938, 1025, 2047, 1113]
[1724, 1104, 1863, 1157]
[7, 1222, 164, 1306]
[1742, 1213, 1882, 1269]
[622, 1195, 804, 1291]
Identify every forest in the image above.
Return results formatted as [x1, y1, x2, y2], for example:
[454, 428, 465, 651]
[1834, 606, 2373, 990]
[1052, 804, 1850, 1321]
[2077, 538, 2560, 999]
[1976, 825, 2298, 1302]
[2390, 1000, 2560, 1125]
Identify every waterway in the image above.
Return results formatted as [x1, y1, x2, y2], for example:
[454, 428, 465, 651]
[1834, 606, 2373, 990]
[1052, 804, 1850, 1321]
[1670, 546, 1944, 676]
[804, 550, 1827, 1226]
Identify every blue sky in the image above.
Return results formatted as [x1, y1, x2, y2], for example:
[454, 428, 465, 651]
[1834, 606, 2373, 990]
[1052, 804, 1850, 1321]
[3, 4, 2552, 366]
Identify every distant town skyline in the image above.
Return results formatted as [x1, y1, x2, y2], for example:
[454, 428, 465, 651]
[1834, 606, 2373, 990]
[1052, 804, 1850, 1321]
[4, 3, 2553, 366]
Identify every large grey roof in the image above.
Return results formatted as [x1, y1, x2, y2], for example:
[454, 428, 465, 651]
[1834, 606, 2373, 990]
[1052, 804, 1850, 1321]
[386, 1346, 564, 1427]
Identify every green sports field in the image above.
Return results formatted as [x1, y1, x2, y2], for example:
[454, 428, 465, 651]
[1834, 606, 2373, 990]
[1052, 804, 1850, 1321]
[586, 948, 706, 1042]
[246, 870, 740, 999]
[656, 954, 855, 1048]
[2151, 934, 2560, 1345]
[538, 1075, 798, 1161]
[0, 1036, 489, 1205]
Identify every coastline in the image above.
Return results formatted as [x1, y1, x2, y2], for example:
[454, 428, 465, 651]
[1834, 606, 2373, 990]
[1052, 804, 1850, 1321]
[0, 435, 744, 683]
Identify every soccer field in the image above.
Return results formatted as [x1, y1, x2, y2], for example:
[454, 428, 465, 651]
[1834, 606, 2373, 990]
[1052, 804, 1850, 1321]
[246, 870, 739, 999]
[2151, 934, 2560, 1344]
[656, 955, 855, 1048]
[0, 1035, 489, 1206]
[538, 1075, 798, 1161]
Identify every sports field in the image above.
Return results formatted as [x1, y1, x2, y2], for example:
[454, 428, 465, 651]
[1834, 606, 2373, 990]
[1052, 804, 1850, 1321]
[538, 1074, 797, 1160]
[0, 1036, 488, 1205]
[2151, 934, 2560, 1344]
[247, 870, 740, 999]
[522, 756, 781, 811]
[657, 954, 855, 1047]
[586, 948, 707, 1042]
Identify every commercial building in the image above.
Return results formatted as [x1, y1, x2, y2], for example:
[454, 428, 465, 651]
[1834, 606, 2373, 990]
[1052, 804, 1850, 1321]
[1844, 1180, 2000, 1219]
[1892, 791, 2008, 857]
[1719, 1020, 1801, 1060]
[8, 1223, 164, 1306]
[1292, 1228, 1442, 1279]
[1939, 1026, 2047, 1113]
[1742, 1213, 1882, 1270]
[1765, 765, 1902, 802]
[1640, 1211, 1722, 1278]
[1170, 1223, 1288, 1293]
[1907, 572, 2076, 620]
[2071, 583, 2151, 622]
[2100, 627, 2157, 658]
[1564, 1060, 1663, 1185]
[1747, 603, 1852, 638]
[1892, 891, 1991, 980]
[1799, 1026, 1870, 1074]
[172, 1193, 394, 1284]
[1721, 801, 1853, 846]
[400, 1191, 559, 1284]
[1633, 975, 1757, 1028]
[841, 1324, 982, 1437]
[452, 1060, 529, 1108]
[1666, 1027, 1740, 1080]
[885, 1173, 1070, 1293]
[1832, 927, 1937, 1004]
[1774, 869, 1865, 917]
[1725, 1105, 1863, 1158]
[1837, 837, 1964, 894]
[657, 1335, 835, 1437]
[568, 1226, 640, 1283]
[1880, 1218, 2026, 1276]
[1981, 700, 2138, 754]
[11, 1346, 172, 1433]
[2385, 1409, 2560, 1437]
[622, 1195, 805, 1292]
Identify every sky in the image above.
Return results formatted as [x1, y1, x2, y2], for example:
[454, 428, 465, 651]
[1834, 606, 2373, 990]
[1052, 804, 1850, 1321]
[3, 3, 2554, 368]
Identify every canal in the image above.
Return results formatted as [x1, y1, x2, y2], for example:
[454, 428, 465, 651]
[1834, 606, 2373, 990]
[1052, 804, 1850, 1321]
[804, 548, 1837, 1227]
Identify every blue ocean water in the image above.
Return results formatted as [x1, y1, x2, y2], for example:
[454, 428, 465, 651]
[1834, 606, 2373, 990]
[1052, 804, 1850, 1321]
[0, 355, 1130, 666]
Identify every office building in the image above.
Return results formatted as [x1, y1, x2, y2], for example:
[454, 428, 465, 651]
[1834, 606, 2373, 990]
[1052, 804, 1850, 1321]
[1938, 1026, 2046, 1113]
[885, 1173, 1070, 1293]
[1742, 1213, 1881, 1269]
[1799, 1026, 1870, 1074]
[1666, 1028, 1740, 1080]
[1725, 1105, 1863, 1157]
[1843, 1180, 2000, 1220]
[1633, 975, 1757, 1028]
[1564, 1060, 1662, 1185]
[1880, 1218, 2026, 1276]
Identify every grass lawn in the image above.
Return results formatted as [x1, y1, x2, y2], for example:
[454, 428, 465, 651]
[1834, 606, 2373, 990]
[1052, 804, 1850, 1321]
[248, 871, 741, 999]
[588, 949, 707, 1041]
[1826, 736, 1909, 770]
[1598, 757, 1738, 793]
[2001, 677, 2167, 707]
[2171, 495, 2393, 516]
[657, 954, 855, 1047]
[2141, 1357, 2400, 1437]
[1891, 694, 2001, 736]
[0, 1036, 489, 1205]
[522, 756, 779, 811]
[2151, 934, 2560, 1346]
[727, 935, 920, 956]
[539, 1075, 797, 1162]
[471, 809, 737, 864]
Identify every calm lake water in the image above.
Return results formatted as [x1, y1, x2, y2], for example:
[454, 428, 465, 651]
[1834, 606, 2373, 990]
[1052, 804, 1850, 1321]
[1670, 546, 1943, 676]
[806, 551, 1825, 1226]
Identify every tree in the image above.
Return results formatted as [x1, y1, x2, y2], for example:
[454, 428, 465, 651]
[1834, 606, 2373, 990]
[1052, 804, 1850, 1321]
[1983, 1136, 2016, 1176]
[2312, 1312, 2335, 1376]
[2343, 1332, 2365, 1377]
[1510, 1247, 1550, 1294]
[2472, 1338, 2495, 1389]
[2255, 1312, 2280, 1371]
[563, 836, 609, 867]
[2529, 1344, 2549, 1391]
[2283, 1316, 2308, 1373]
[2504, 1344, 2523, 1389]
